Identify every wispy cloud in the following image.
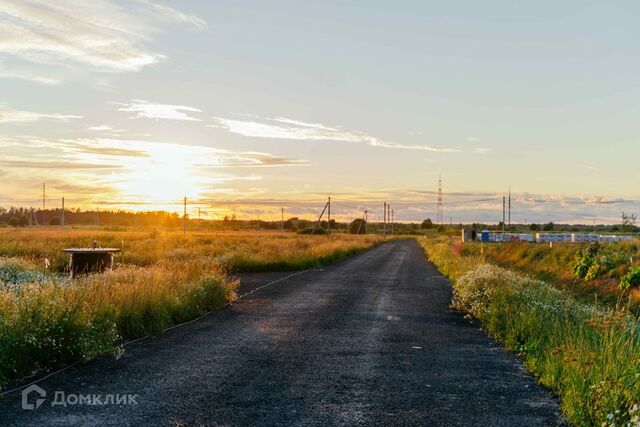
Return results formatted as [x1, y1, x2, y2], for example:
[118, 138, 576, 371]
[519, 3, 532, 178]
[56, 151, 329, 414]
[0, 159, 121, 169]
[0, 62, 62, 85]
[474, 147, 493, 154]
[0, 0, 205, 73]
[59, 139, 149, 158]
[210, 116, 460, 152]
[0, 105, 81, 123]
[195, 151, 308, 168]
[118, 100, 202, 121]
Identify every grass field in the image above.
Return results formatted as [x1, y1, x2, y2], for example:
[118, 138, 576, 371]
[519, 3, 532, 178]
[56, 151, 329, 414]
[420, 237, 640, 426]
[0, 228, 384, 272]
[0, 229, 383, 388]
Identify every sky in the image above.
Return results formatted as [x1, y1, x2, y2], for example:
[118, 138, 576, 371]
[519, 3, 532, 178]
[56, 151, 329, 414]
[1, 0, 639, 224]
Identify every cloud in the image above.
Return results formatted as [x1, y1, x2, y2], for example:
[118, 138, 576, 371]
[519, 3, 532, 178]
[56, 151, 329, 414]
[195, 151, 308, 168]
[474, 147, 493, 154]
[88, 125, 114, 131]
[0, 0, 205, 73]
[0, 63, 62, 85]
[0, 159, 121, 169]
[210, 115, 459, 152]
[58, 139, 149, 157]
[0, 105, 81, 123]
[118, 100, 202, 121]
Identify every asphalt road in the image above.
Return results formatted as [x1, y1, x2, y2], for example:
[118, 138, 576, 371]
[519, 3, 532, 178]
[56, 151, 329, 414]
[0, 239, 562, 426]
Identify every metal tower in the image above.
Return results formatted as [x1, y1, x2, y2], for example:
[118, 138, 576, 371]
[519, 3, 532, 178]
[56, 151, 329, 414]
[437, 175, 443, 225]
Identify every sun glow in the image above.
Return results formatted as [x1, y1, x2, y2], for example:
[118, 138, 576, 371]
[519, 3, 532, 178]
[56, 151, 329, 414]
[68, 139, 236, 210]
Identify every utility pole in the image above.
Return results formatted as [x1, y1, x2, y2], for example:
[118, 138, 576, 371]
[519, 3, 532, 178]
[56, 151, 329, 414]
[502, 196, 506, 233]
[364, 209, 368, 234]
[327, 197, 331, 233]
[391, 209, 394, 234]
[356, 209, 367, 235]
[312, 199, 329, 234]
[281, 208, 284, 231]
[183, 196, 187, 236]
[508, 187, 511, 230]
[383, 202, 387, 235]
[42, 182, 46, 226]
[61, 197, 65, 230]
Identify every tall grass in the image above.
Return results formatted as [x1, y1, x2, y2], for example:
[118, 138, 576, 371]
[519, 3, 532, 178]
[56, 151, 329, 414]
[0, 258, 234, 387]
[464, 240, 640, 308]
[0, 229, 383, 272]
[421, 237, 640, 426]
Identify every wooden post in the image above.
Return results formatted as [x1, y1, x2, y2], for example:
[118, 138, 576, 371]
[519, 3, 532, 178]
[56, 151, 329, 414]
[383, 202, 387, 235]
[183, 196, 187, 236]
[327, 197, 331, 234]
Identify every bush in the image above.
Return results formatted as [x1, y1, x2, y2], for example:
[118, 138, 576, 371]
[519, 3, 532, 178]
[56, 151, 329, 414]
[0, 258, 48, 290]
[620, 266, 640, 291]
[421, 219, 433, 229]
[349, 219, 367, 234]
[571, 243, 629, 281]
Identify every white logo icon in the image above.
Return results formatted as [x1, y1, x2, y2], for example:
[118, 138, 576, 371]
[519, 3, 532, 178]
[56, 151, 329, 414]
[22, 384, 46, 410]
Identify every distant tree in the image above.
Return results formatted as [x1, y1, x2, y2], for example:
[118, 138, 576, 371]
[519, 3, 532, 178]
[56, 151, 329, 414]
[17, 214, 29, 226]
[529, 223, 540, 231]
[349, 219, 367, 234]
[421, 219, 433, 229]
[283, 220, 294, 230]
[7, 217, 19, 227]
[622, 212, 637, 232]
[49, 217, 61, 226]
[542, 222, 555, 231]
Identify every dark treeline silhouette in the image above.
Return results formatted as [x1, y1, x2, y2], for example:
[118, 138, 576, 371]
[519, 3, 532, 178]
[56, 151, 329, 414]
[0, 207, 184, 228]
[1, 207, 636, 235]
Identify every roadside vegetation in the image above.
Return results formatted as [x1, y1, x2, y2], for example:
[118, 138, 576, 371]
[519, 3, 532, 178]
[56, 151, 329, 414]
[0, 229, 382, 389]
[461, 240, 640, 310]
[420, 237, 640, 426]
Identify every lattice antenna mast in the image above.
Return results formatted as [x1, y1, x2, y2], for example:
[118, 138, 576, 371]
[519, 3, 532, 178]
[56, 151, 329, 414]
[437, 175, 443, 225]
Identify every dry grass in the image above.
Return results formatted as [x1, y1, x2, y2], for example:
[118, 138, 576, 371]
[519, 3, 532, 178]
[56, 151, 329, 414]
[0, 228, 383, 272]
